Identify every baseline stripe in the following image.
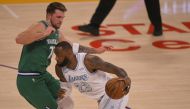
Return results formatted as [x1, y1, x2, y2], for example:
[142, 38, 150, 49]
[0, 64, 18, 70]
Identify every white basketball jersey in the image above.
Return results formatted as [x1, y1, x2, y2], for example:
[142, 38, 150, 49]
[61, 53, 112, 100]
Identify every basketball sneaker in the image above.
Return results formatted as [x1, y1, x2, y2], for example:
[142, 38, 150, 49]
[153, 27, 163, 36]
[78, 24, 99, 36]
[126, 106, 131, 109]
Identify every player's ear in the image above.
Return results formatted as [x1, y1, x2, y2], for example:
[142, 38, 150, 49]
[46, 14, 52, 20]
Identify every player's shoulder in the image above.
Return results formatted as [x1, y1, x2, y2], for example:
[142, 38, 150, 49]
[85, 54, 102, 65]
[28, 21, 46, 30]
[85, 54, 97, 60]
[83, 54, 99, 71]
[37, 20, 48, 28]
[58, 30, 64, 37]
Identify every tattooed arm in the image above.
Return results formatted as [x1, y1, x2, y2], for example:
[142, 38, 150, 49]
[55, 64, 73, 99]
[85, 55, 131, 94]
[85, 55, 129, 79]
[78, 45, 108, 54]
[55, 64, 67, 82]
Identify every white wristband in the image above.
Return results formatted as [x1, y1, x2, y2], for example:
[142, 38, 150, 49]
[72, 43, 79, 54]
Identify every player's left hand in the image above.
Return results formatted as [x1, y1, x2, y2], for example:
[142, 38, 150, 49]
[57, 88, 66, 99]
[95, 46, 113, 54]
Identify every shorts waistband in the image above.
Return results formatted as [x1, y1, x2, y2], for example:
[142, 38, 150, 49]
[18, 72, 40, 76]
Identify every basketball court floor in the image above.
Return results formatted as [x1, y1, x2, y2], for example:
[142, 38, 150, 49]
[0, 0, 190, 109]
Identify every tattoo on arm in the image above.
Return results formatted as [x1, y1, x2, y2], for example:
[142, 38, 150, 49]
[79, 45, 97, 54]
[89, 55, 128, 78]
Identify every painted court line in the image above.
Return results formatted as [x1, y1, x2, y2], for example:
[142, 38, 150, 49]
[0, 64, 18, 70]
[2, 5, 19, 19]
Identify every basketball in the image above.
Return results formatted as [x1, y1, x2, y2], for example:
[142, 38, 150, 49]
[105, 77, 130, 99]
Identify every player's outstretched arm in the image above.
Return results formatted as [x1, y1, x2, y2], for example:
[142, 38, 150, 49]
[86, 55, 129, 78]
[78, 45, 108, 54]
[58, 31, 109, 54]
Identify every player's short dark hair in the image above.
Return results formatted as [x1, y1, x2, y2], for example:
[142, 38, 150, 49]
[46, 2, 67, 14]
[55, 41, 72, 51]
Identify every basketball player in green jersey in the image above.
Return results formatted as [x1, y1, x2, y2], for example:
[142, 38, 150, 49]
[15, 2, 107, 109]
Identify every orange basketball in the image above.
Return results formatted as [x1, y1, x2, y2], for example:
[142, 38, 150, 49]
[105, 77, 130, 99]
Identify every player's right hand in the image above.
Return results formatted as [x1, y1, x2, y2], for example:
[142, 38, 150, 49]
[123, 77, 131, 95]
[94, 46, 113, 54]
[43, 26, 55, 37]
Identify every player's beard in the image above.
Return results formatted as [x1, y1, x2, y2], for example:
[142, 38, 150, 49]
[58, 57, 69, 67]
[50, 20, 59, 29]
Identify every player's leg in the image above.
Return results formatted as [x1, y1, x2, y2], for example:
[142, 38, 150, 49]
[57, 81, 74, 109]
[98, 93, 111, 109]
[90, 0, 117, 27]
[78, 0, 117, 36]
[98, 93, 129, 109]
[144, 0, 162, 36]
[57, 95, 74, 109]
[17, 74, 58, 109]
[45, 72, 74, 109]
[44, 72, 60, 99]
[120, 94, 130, 109]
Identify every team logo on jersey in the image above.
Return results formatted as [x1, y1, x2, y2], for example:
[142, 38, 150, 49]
[68, 74, 88, 82]
[46, 39, 58, 45]
[74, 82, 92, 93]
[45, 106, 50, 109]
[32, 78, 35, 82]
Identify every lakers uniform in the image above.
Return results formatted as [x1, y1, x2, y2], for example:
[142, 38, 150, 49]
[61, 53, 129, 109]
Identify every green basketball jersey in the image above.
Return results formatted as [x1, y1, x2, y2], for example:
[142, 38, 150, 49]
[18, 21, 59, 73]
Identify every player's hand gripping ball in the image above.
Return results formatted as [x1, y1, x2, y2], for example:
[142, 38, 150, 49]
[105, 77, 131, 99]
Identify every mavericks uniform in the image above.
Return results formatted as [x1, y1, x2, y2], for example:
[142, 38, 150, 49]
[61, 53, 129, 109]
[17, 20, 76, 109]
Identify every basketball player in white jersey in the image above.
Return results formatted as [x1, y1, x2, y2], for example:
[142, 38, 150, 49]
[54, 41, 131, 109]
